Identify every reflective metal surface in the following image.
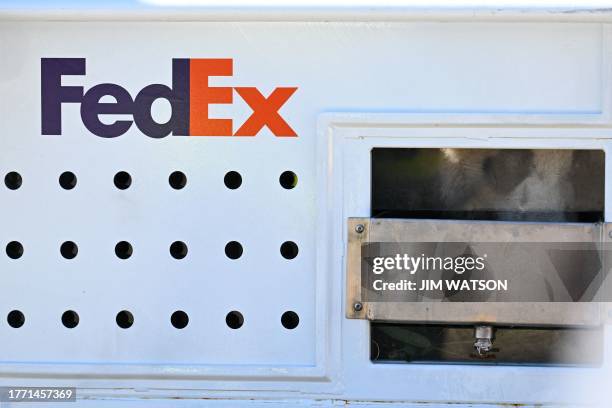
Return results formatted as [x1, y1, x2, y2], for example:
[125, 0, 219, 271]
[346, 218, 612, 326]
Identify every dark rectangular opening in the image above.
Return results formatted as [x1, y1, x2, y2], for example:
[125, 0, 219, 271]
[369, 148, 605, 365]
[371, 148, 604, 222]
[371, 323, 602, 366]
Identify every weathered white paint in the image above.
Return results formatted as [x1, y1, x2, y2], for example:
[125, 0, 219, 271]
[0, 6, 611, 407]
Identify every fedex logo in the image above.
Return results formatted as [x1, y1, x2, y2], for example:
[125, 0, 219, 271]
[41, 58, 298, 138]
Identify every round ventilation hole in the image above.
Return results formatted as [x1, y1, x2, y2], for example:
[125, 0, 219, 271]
[225, 311, 244, 329]
[224, 171, 242, 189]
[62, 310, 79, 329]
[170, 241, 188, 259]
[281, 311, 299, 330]
[4, 171, 22, 190]
[225, 241, 243, 260]
[6, 241, 23, 259]
[60, 241, 78, 259]
[59, 171, 77, 190]
[116, 310, 134, 329]
[115, 241, 133, 259]
[169, 171, 187, 190]
[280, 241, 299, 259]
[7, 310, 25, 328]
[114, 171, 132, 190]
[279, 171, 298, 189]
[171, 310, 189, 329]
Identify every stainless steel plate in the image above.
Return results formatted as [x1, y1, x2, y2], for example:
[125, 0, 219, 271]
[346, 218, 612, 326]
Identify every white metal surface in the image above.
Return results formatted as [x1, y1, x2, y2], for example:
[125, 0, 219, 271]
[1, 6, 611, 406]
[318, 118, 612, 406]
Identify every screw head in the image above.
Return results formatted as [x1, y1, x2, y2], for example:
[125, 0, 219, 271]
[355, 224, 365, 234]
[353, 302, 363, 312]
